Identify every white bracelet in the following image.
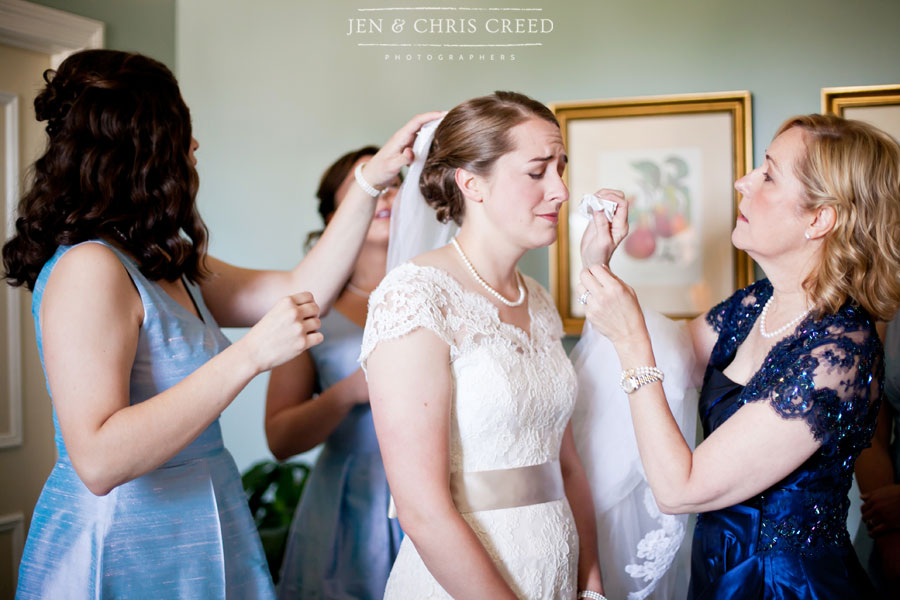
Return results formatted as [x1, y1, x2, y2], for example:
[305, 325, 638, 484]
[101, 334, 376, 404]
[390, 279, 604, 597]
[353, 162, 382, 197]
[619, 365, 664, 394]
[577, 591, 607, 600]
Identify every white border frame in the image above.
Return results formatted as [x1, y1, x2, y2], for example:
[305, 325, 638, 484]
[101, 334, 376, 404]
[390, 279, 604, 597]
[0, 91, 21, 448]
[0, 512, 24, 591]
[0, 1, 102, 447]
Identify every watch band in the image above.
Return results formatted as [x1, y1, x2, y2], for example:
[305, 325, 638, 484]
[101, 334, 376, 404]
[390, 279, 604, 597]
[620, 366, 664, 394]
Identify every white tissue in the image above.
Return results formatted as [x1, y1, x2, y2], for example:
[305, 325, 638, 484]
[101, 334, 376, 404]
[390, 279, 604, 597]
[579, 194, 618, 222]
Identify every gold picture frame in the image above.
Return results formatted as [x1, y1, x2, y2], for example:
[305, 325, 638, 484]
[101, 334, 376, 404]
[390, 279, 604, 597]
[822, 84, 900, 141]
[550, 91, 755, 335]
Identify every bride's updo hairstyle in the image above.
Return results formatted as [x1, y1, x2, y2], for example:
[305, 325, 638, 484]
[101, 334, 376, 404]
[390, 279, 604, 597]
[420, 91, 558, 225]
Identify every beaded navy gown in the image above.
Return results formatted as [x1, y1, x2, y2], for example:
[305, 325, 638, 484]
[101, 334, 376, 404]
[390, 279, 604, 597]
[689, 279, 879, 599]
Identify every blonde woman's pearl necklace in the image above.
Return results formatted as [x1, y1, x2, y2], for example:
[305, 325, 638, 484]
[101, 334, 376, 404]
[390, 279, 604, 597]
[759, 296, 810, 339]
[450, 237, 526, 307]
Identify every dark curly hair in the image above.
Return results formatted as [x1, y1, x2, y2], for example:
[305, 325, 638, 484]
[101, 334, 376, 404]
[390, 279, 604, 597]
[420, 91, 559, 225]
[305, 145, 379, 250]
[2, 49, 207, 290]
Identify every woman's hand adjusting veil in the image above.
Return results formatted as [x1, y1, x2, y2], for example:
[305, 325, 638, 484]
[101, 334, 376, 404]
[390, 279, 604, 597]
[362, 111, 446, 189]
[580, 189, 629, 269]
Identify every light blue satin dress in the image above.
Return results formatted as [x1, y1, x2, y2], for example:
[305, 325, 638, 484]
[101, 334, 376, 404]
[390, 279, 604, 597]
[277, 309, 401, 600]
[16, 241, 274, 599]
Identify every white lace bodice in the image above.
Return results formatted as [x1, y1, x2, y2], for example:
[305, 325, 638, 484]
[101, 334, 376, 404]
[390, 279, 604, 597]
[360, 262, 577, 474]
[360, 262, 579, 599]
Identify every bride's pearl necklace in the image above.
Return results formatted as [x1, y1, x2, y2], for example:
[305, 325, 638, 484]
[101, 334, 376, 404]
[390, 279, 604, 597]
[759, 295, 810, 339]
[451, 237, 525, 307]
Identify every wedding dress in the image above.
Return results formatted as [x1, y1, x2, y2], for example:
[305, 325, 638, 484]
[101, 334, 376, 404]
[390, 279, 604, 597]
[360, 262, 579, 598]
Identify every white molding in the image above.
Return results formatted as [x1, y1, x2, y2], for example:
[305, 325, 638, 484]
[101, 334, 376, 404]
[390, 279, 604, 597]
[0, 0, 104, 68]
[0, 91, 22, 449]
[0, 512, 25, 591]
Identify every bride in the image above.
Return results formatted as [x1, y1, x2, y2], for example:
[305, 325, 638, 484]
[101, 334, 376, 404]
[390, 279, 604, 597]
[359, 92, 619, 599]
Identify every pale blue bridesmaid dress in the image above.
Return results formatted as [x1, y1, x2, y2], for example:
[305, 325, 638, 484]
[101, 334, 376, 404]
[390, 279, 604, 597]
[277, 310, 402, 600]
[16, 241, 274, 599]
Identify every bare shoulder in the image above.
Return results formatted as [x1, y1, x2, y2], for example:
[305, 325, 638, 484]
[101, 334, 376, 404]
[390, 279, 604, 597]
[407, 245, 477, 294]
[374, 245, 466, 296]
[49, 242, 132, 288]
[43, 242, 142, 325]
[410, 245, 458, 273]
[689, 311, 717, 363]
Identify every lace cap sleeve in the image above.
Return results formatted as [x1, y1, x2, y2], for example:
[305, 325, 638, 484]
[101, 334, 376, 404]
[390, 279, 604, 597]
[743, 305, 882, 449]
[706, 280, 772, 367]
[706, 279, 771, 335]
[359, 263, 455, 373]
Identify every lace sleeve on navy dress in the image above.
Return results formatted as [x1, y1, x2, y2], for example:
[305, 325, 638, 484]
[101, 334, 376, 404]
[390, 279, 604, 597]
[743, 305, 882, 450]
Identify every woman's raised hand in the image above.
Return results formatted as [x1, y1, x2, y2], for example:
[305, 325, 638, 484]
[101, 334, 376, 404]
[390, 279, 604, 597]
[580, 189, 628, 269]
[362, 111, 446, 189]
[239, 291, 324, 374]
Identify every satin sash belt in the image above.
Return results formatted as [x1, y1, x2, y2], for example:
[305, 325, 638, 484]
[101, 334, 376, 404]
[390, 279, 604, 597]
[388, 460, 564, 517]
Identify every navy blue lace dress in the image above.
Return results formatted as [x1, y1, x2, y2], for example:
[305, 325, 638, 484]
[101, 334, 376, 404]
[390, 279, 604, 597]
[689, 279, 880, 599]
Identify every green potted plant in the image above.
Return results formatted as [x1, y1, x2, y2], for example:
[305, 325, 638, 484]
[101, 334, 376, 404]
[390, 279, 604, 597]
[242, 460, 310, 583]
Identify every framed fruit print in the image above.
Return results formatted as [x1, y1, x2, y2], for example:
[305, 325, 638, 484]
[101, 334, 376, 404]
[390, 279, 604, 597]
[549, 91, 755, 335]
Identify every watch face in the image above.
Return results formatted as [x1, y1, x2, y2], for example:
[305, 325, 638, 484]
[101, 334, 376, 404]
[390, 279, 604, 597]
[623, 377, 636, 394]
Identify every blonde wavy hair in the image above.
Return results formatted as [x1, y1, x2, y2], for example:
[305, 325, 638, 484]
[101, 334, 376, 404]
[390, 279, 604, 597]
[776, 114, 900, 320]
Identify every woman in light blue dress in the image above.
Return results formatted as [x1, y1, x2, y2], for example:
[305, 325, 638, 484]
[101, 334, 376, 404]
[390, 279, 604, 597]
[266, 148, 402, 599]
[1, 49, 437, 599]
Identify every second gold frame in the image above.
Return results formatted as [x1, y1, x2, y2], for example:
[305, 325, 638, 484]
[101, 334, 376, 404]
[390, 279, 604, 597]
[822, 84, 900, 141]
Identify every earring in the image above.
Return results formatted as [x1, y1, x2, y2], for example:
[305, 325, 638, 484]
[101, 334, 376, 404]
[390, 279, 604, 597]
[804, 231, 811, 240]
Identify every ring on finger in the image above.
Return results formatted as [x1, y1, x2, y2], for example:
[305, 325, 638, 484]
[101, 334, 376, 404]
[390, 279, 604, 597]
[577, 290, 590, 305]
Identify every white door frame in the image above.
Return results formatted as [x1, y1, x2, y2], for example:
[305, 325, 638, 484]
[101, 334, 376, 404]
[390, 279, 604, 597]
[0, 1, 103, 449]
[0, 0, 104, 68]
[0, 0, 104, 448]
[0, 1, 102, 589]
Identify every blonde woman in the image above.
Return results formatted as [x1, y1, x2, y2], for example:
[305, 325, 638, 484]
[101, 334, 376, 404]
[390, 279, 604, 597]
[579, 114, 900, 598]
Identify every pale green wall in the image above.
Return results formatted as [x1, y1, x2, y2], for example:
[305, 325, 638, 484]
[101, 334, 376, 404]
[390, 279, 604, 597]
[30, 0, 176, 67]
[175, 0, 900, 471]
